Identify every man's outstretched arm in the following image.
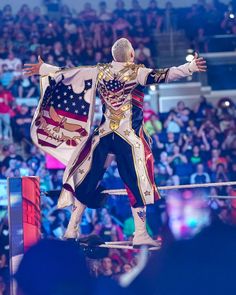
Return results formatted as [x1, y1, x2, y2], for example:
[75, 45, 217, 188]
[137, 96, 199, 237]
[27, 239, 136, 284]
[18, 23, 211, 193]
[137, 53, 207, 86]
[23, 56, 61, 77]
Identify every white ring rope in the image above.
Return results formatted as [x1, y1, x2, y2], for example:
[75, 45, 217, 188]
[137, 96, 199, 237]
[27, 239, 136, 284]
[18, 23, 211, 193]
[98, 244, 161, 250]
[102, 181, 236, 196]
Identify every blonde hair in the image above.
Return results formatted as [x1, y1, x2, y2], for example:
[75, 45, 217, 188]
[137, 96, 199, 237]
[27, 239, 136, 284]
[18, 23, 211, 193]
[111, 38, 134, 62]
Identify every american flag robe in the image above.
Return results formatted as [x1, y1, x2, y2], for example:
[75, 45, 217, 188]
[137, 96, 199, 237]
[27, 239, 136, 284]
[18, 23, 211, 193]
[31, 61, 192, 208]
[31, 66, 98, 206]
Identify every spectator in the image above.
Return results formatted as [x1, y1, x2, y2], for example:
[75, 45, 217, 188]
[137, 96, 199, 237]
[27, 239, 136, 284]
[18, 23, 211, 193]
[79, 3, 97, 24]
[189, 145, 203, 165]
[18, 75, 39, 98]
[168, 145, 188, 168]
[146, 0, 163, 31]
[193, 27, 209, 52]
[0, 82, 14, 140]
[0, 1, 236, 287]
[122, 263, 132, 273]
[0, 64, 15, 89]
[95, 209, 124, 242]
[80, 208, 97, 235]
[175, 101, 190, 125]
[12, 104, 32, 142]
[144, 114, 162, 136]
[194, 96, 213, 124]
[1, 144, 23, 169]
[156, 151, 173, 185]
[1, 52, 22, 71]
[222, 129, 236, 153]
[163, 1, 177, 32]
[113, 0, 128, 20]
[164, 111, 183, 134]
[37, 166, 53, 192]
[164, 132, 175, 156]
[26, 146, 43, 173]
[207, 148, 228, 173]
[0, 275, 6, 295]
[112, 17, 131, 40]
[190, 163, 211, 184]
[135, 42, 154, 67]
[211, 163, 229, 183]
[221, 10, 236, 34]
[98, 1, 112, 21]
[143, 101, 157, 123]
[15, 239, 95, 295]
[50, 209, 69, 238]
[128, 218, 236, 295]
[100, 257, 113, 277]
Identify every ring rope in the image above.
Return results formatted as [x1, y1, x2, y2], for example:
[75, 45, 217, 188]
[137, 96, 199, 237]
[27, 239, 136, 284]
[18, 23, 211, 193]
[98, 244, 161, 250]
[102, 181, 236, 196]
[208, 195, 236, 199]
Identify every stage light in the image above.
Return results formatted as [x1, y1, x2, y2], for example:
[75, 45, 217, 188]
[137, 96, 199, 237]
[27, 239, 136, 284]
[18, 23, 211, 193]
[229, 13, 235, 19]
[186, 49, 194, 62]
[150, 85, 156, 91]
[224, 100, 230, 107]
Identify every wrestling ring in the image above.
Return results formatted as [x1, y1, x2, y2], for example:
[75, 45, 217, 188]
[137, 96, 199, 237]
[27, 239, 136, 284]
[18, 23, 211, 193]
[7, 178, 236, 273]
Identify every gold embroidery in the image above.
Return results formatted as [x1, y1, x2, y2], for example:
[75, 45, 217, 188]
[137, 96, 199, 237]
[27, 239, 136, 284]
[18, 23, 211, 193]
[110, 121, 120, 131]
[144, 191, 151, 196]
[35, 106, 87, 146]
[97, 63, 144, 83]
[107, 103, 131, 130]
[150, 69, 168, 83]
[124, 130, 131, 136]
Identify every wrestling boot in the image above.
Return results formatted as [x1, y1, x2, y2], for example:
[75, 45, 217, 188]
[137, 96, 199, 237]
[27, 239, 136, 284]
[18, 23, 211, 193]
[131, 206, 159, 247]
[63, 199, 86, 240]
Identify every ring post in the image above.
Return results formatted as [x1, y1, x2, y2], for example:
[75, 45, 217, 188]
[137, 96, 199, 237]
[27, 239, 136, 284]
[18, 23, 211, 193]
[8, 177, 41, 295]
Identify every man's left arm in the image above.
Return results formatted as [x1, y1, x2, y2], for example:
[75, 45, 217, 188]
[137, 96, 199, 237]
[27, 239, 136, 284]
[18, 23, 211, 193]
[137, 53, 207, 86]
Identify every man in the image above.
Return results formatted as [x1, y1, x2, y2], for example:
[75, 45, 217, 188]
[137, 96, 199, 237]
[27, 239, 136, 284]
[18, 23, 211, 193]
[24, 38, 206, 246]
[0, 82, 14, 140]
[13, 104, 32, 142]
[190, 163, 211, 184]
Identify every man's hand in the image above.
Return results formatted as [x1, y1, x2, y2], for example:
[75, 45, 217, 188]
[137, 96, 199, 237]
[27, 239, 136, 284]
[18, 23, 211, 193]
[189, 52, 207, 73]
[23, 56, 44, 76]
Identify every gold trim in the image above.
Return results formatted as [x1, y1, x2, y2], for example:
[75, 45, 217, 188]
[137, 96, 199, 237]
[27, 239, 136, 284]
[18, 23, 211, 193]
[113, 131, 147, 205]
[70, 129, 113, 189]
[137, 128, 155, 192]
[73, 136, 100, 187]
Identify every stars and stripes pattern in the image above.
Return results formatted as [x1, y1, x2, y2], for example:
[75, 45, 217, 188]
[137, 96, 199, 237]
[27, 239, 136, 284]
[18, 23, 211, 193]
[42, 77, 91, 119]
[99, 79, 137, 108]
[36, 76, 92, 148]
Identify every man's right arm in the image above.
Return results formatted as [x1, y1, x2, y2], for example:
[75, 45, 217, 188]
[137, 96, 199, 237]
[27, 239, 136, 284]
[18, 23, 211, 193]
[39, 63, 61, 76]
[23, 56, 60, 77]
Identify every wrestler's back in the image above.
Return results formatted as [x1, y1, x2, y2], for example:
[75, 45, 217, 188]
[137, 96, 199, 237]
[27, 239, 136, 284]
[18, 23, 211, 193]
[96, 61, 145, 133]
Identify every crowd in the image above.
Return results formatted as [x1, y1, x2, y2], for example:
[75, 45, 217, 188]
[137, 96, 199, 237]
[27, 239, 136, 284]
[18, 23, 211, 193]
[1, 1, 236, 294]
[0, 0, 236, 93]
[1, 94, 236, 292]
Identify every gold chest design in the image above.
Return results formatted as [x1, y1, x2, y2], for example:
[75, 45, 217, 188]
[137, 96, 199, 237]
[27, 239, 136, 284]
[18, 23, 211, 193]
[97, 63, 144, 130]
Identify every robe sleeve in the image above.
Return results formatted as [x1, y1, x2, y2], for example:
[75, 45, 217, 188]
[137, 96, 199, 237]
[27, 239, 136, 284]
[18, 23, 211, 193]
[137, 60, 199, 86]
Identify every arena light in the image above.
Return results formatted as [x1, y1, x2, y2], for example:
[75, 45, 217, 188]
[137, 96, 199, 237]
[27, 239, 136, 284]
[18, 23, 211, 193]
[186, 49, 194, 62]
[224, 100, 230, 107]
[150, 85, 156, 91]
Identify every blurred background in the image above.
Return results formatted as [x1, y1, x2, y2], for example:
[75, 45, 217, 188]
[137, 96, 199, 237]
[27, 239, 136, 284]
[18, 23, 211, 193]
[0, 0, 236, 294]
